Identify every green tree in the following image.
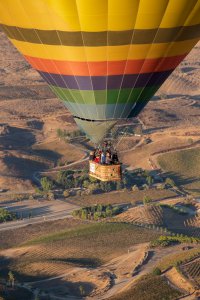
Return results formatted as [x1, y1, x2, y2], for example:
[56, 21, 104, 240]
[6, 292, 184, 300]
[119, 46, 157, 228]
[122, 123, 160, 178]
[79, 285, 85, 296]
[146, 176, 154, 187]
[165, 177, 175, 187]
[8, 271, 15, 288]
[152, 267, 161, 275]
[81, 209, 88, 220]
[47, 191, 55, 200]
[97, 204, 103, 212]
[132, 184, 139, 191]
[143, 196, 152, 205]
[40, 177, 53, 192]
[56, 128, 63, 139]
[83, 180, 90, 188]
[0, 208, 16, 223]
[105, 205, 113, 217]
[63, 190, 70, 197]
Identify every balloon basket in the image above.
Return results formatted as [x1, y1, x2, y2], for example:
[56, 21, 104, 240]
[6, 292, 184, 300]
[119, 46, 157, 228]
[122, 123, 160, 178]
[89, 161, 122, 182]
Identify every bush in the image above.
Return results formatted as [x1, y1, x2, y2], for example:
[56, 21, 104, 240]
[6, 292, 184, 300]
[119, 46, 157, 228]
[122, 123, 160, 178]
[40, 177, 53, 192]
[47, 192, 55, 200]
[132, 185, 139, 191]
[143, 196, 152, 205]
[63, 190, 70, 198]
[152, 267, 162, 275]
[165, 177, 175, 188]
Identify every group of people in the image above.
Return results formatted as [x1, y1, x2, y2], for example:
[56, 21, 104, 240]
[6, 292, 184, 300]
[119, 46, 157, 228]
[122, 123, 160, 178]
[89, 141, 119, 165]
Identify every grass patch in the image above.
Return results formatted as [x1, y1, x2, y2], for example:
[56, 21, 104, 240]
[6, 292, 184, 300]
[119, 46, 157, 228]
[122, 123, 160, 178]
[158, 147, 200, 196]
[109, 274, 182, 300]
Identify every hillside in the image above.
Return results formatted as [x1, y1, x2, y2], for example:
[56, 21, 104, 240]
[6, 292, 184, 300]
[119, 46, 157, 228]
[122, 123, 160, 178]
[113, 204, 200, 237]
[158, 147, 200, 196]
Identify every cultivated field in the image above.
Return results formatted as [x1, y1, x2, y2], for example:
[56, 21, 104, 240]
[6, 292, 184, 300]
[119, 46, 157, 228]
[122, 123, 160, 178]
[109, 274, 182, 300]
[181, 258, 200, 288]
[158, 147, 200, 196]
[0, 221, 160, 298]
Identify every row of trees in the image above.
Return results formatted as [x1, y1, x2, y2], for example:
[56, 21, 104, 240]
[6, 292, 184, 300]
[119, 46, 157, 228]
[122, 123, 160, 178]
[72, 204, 122, 220]
[151, 234, 200, 247]
[36, 168, 177, 199]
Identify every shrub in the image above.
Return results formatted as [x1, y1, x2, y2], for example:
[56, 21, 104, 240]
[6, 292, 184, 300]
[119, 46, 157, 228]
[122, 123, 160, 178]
[47, 192, 55, 200]
[152, 267, 161, 275]
[40, 177, 53, 192]
[132, 184, 139, 191]
[63, 190, 70, 198]
[143, 196, 152, 205]
[165, 177, 175, 187]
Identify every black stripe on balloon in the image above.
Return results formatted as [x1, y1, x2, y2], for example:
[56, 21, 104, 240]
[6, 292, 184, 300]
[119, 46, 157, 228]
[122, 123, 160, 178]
[1, 24, 200, 46]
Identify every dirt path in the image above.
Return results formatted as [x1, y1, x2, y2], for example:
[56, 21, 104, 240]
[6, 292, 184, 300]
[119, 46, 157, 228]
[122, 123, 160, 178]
[100, 244, 192, 299]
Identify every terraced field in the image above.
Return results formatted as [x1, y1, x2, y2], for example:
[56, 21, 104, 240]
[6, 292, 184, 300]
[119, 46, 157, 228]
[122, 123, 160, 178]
[113, 204, 200, 238]
[185, 215, 200, 238]
[158, 147, 200, 196]
[181, 258, 200, 287]
[109, 274, 182, 300]
[113, 205, 164, 226]
[0, 223, 160, 282]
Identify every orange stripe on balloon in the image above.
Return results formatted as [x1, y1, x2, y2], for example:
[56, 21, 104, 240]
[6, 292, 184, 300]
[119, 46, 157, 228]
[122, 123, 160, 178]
[25, 54, 187, 76]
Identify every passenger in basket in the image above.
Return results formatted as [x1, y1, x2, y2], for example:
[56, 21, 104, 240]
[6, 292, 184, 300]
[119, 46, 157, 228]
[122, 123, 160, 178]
[105, 151, 111, 165]
[94, 155, 100, 164]
[89, 150, 95, 161]
[100, 151, 106, 164]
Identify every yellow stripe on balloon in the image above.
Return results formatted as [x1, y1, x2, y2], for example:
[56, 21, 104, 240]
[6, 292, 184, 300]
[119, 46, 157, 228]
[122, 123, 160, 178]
[160, 0, 199, 28]
[10, 38, 199, 62]
[0, 0, 199, 31]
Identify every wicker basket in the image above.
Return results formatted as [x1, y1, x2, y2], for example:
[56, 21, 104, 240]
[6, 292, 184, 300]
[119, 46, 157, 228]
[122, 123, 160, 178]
[89, 161, 122, 182]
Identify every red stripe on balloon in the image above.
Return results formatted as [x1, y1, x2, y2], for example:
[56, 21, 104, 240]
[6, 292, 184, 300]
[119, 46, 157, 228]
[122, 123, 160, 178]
[25, 54, 187, 76]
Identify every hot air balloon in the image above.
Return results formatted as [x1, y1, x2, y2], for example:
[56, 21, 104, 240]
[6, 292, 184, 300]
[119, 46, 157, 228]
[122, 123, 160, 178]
[0, 0, 200, 181]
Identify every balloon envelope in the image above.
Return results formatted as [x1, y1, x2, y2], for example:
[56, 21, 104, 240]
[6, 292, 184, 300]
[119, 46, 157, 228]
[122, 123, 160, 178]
[0, 0, 200, 143]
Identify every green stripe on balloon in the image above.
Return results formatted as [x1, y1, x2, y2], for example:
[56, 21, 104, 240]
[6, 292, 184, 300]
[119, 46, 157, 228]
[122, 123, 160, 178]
[50, 85, 160, 105]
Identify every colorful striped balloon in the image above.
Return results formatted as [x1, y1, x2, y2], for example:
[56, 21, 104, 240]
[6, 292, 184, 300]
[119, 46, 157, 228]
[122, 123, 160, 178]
[0, 0, 200, 143]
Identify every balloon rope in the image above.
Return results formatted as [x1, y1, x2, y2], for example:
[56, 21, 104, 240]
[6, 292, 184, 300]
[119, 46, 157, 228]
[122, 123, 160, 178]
[115, 120, 132, 150]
